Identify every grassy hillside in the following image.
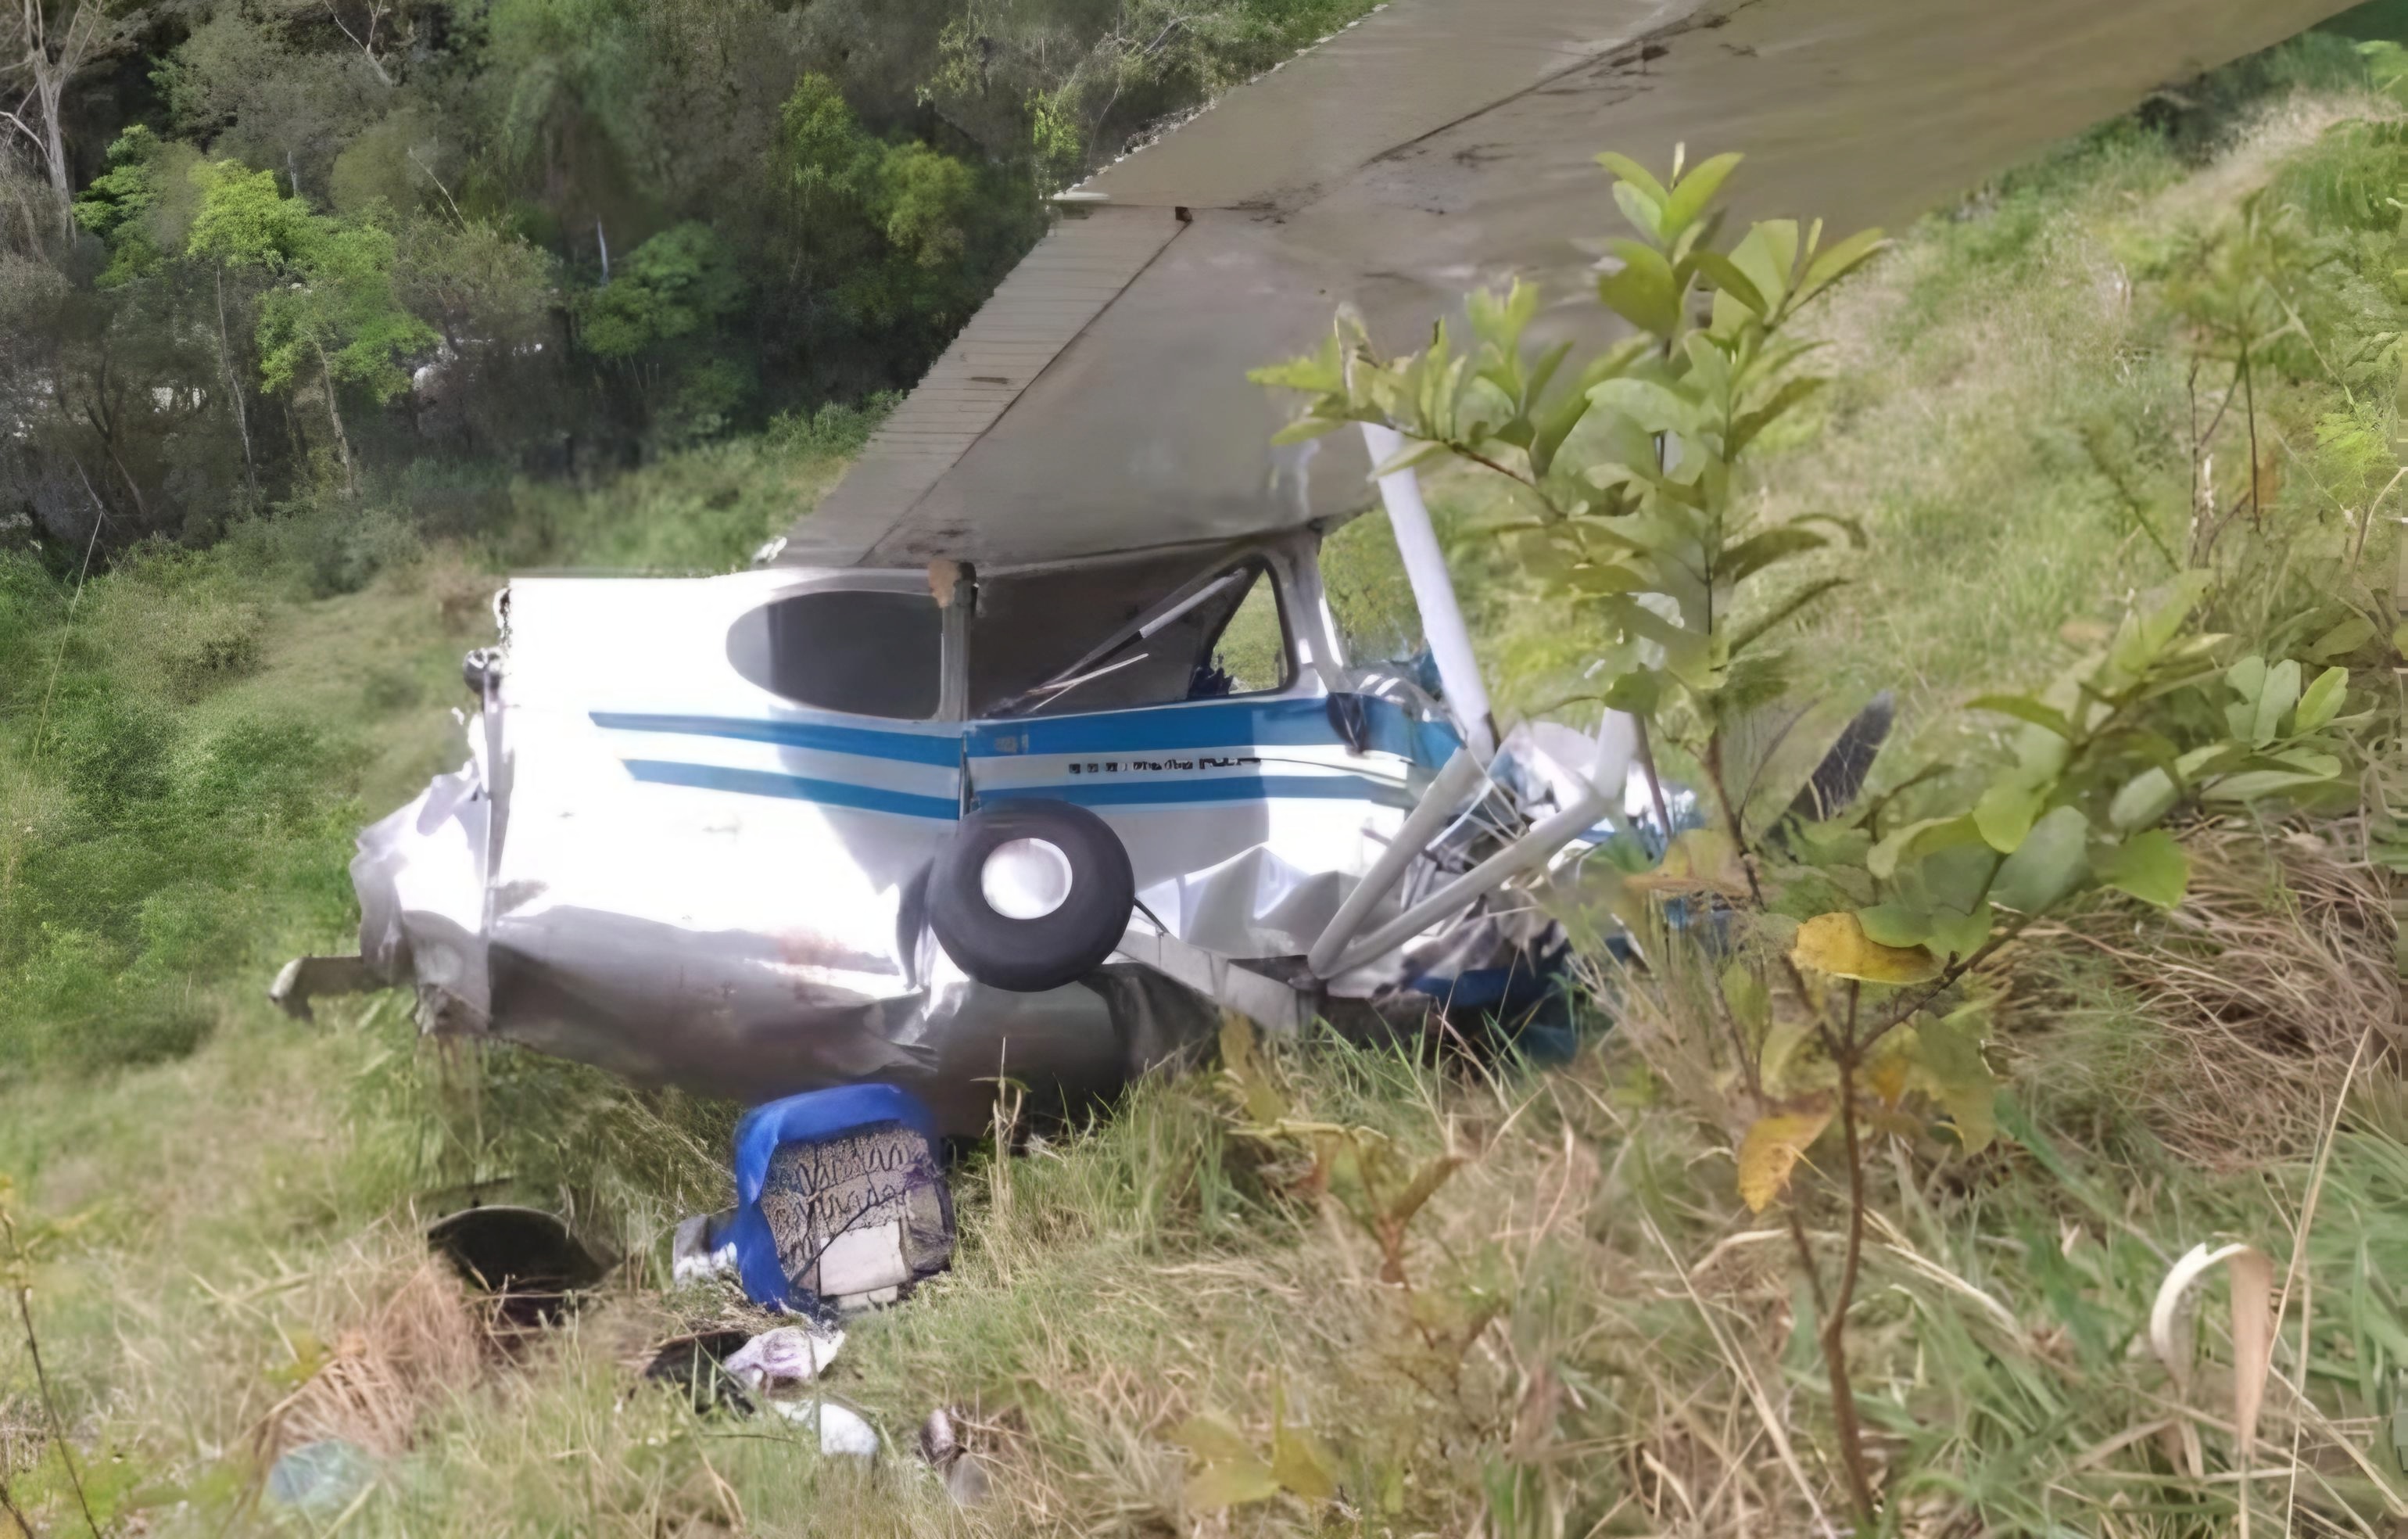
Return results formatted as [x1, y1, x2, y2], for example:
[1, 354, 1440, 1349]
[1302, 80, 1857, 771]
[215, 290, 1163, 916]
[1, 36, 2403, 1539]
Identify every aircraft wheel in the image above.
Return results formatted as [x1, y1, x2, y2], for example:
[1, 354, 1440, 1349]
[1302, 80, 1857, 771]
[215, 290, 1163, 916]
[930, 799, 1134, 992]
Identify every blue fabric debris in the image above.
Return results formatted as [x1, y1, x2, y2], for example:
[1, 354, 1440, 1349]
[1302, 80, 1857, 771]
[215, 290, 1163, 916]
[721, 1083, 941, 1315]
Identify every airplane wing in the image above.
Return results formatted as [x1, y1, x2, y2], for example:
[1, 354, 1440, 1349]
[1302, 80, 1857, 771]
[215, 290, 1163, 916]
[781, 0, 2352, 571]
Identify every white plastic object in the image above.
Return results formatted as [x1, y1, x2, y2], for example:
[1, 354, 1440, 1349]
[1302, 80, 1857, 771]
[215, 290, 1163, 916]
[669, 1213, 739, 1287]
[772, 1399, 880, 1458]
[726, 1325, 847, 1389]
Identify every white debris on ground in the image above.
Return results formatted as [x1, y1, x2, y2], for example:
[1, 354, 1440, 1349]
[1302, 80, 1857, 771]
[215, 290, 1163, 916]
[669, 1211, 738, 1286]
[725, 1324, 847, 1389]
[918, 1407, 992, 1505]
[770, 1398, 880, 1458]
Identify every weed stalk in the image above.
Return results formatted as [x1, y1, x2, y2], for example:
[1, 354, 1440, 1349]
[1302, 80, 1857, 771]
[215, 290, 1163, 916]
[0, 1210, 95, 1538]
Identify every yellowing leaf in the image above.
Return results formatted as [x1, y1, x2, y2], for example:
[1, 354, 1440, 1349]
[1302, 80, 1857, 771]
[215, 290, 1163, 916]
[1791, 911, 1941, 984]
[1177, 1411, 1256, 1464]
[1867, 1052, 1910, 1107]
[1270, 1422, 1339, 1502]
[1737, 1106, 1833, 1212]
[1186, 1460, 1281, 1510]
[1629, 827, 1747, 896]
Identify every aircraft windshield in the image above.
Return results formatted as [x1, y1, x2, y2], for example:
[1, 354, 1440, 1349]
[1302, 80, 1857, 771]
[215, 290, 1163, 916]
[973, 558, 1289, 719]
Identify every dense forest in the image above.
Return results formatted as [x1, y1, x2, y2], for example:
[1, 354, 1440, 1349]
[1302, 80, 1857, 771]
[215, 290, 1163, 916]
[0, 0, 1374, 561]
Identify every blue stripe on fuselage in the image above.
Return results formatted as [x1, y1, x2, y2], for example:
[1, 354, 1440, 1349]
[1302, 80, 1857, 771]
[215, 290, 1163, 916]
[966, 695, 1459, 767]
[592, 711, 963, 767]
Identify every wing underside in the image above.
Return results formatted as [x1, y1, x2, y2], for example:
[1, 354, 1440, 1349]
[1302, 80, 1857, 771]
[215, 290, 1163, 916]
[784, 0, 2355, 571]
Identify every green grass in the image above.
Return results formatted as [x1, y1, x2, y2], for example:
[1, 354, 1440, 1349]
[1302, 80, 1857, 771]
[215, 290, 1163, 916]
[2, 50, 2404, 1539]
[489, 398, 890, 574]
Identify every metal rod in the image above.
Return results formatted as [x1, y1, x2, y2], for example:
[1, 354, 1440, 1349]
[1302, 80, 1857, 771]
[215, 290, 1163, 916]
[1362, 423, 1497, 761]
[1306, 747, 1488, 978]
[1328, 774, 1615, 977]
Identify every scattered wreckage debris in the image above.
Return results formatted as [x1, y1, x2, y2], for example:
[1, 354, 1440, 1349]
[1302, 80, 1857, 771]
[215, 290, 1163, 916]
[724, 1324, 847, 1389]
[918, 1406, 994, 1505]
[249, 1254, 487, 1517]
[642, 1329, 758, 1415]
[267, 952, 378, 1023]
[770, 1398, 882, 1458]
[632, 1088, 956, 1465]
[636, 1321, 875, 1457]
[424, 1204, 610, 1329]
[266, 1437, 374, 1512]
[692, 1085, 956, 1317]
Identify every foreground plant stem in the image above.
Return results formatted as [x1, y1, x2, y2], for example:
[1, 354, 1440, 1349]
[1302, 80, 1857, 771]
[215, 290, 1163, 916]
[0, 1465, 34, 1538]
[1632, 714, 1676, 849]
[1704, 734, 1879, 1526]
[2, 1211, 95, 1539]
[1820, 982, 1879, 1527]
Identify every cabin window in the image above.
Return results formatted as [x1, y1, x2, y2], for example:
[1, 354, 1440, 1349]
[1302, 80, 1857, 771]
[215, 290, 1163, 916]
[973, 558, 1292, 719]
[728, 588, 942, 719]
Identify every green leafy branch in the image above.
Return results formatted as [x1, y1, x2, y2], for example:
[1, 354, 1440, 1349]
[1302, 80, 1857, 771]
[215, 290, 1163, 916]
[1256, 145, 2381, 1527]
[1252, 147, 1883, 726]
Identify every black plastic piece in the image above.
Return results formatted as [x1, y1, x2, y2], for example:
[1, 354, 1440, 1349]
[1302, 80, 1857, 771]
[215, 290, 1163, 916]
[1325, 691, 1373, 755]
[426, 1204, 607, 1326]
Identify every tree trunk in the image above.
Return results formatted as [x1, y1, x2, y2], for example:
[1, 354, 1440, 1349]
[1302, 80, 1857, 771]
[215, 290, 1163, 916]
[213, 264, 258, 493]
[314, 340, 356, 496]
[38, 79, 66, 204]
[8, 0, 107, 234]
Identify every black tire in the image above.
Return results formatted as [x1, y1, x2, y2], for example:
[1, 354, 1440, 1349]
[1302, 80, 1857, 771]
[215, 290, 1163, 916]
[930, 799, 1134, 992]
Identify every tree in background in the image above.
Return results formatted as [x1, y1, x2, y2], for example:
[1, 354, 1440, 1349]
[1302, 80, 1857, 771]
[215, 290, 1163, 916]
[922, 0, 1378, 188]
[0, 0, 1388, 557]
[187, 160, 435, 493]
[2, 0, 128, 228]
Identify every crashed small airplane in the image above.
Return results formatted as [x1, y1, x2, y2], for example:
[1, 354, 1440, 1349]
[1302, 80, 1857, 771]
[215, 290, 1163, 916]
[275, 0, 2350, 1131]
[281, 527, 1639, 1133]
